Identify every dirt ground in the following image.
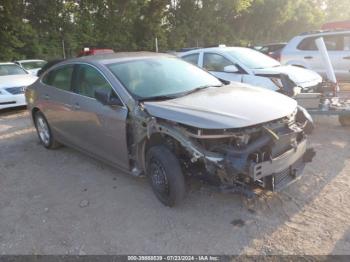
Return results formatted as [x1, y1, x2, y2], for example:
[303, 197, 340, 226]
[0, 107, 350, 255]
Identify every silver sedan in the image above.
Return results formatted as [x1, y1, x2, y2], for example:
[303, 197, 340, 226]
[26, 52, 314, 206]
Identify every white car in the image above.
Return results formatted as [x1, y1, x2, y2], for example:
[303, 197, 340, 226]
[179, 46, 323, 96]
[14, 59, 47, 76]
[0, 63, 38, 110]
[280, 30, 350, 82]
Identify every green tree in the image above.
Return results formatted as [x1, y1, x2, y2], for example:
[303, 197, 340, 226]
[233, 0, 324, 45]
[323, 0, 350, 21]
[25, 0, 79, 59]
[1, 0, 346, 60]
[0, 0, 39, 61]
[167, 0, 253, 49]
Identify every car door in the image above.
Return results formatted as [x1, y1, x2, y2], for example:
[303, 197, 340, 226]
[337, 33, 350, 81]
[295, 37, 324, 74]
[297, 34, 347, 80]
[202, 52, 243, 82]
[40, 64, 76, 143]
[69, 63, 129, 170]
[323, 34, 348, 81]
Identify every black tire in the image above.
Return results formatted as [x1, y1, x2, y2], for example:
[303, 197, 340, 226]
[304, 120, 314, 135]
[34, 111, 61, 149]
[146, 145, 185, 207]
[339, 113, 350, 127]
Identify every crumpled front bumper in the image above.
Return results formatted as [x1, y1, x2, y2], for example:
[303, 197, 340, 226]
[249, 139, 315, 191]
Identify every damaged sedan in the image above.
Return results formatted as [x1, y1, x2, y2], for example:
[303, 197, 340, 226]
[26, 52, 315, 206]
[180, 46, 323, 97]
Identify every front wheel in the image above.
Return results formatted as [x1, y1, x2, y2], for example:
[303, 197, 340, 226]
[146, 145, 186, 207]
[34, 111, 61, 149]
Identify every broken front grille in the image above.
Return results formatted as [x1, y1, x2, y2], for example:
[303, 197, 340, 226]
[266, 158, 305, 192]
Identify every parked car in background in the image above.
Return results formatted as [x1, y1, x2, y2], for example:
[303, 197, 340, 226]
[14, 59, 47, 76]
[37, 59, 64, 77]
[258, 42, 287, 60]
[180, 46, 322, 96]
[26, 52, 314, 206]
[322, 20, 350, 30]
[0, 62, 37, 109]
[280, 30, 350, 82]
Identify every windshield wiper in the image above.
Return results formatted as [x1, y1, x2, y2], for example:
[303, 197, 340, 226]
[139, 94, 178, 102]
[139, 84, 223, 102]
[173, 84, 223, 97]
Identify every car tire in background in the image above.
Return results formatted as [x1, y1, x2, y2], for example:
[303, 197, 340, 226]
[34, 111, 61, 149]
[146, 145, 186, 207]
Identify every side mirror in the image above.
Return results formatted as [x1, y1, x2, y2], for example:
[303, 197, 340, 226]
[223, 65, 239, 73]
[95, 88, 123, 106]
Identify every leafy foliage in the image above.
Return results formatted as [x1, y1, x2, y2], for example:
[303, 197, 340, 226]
[0, 0, 348, 61]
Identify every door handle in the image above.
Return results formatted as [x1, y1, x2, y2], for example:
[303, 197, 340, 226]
[44, 94, 50, 100]
[73, 103, 80, 110]
[304, 56, 313, 59]
[343, 56, 350, 60]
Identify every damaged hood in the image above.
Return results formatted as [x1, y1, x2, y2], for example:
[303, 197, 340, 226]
[143, 84, 297, 129]
[253, 65, 322, 88]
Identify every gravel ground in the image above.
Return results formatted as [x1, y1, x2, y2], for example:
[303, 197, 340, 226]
[0, 107, 350, 255]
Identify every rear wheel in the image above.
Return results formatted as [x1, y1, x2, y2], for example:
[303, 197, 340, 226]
[34, 111, 61, 149]
[146, 145, 185, 207]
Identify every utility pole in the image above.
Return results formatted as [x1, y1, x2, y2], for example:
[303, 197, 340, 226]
[155, 37, 159, 53]
[62, 39, 66, 59]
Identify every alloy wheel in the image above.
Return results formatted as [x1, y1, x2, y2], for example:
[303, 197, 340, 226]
[36, 116, 50, 146]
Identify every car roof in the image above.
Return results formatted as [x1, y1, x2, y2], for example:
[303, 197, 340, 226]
[0, 62, 17, 65]
[299, 29, 350, 37]
[68, 52, 175, 65]
[16, 59, 46, 63]
[180, 46, 251, 56]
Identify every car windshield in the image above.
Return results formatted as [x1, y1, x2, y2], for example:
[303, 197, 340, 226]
[0, 64, 28, 76]
[228, 48, 280, 69]
[107, 57, 222, 100]
[21, 61, 47, 70]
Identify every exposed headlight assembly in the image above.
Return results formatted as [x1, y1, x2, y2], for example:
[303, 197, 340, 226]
[296, 105, 314, 134]
[293, 86, 302, 96]
[270, 77, 283, 89]
[270, 77, 300, 97]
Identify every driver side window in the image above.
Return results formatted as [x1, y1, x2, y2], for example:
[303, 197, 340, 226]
[75, 64, 112, 98]
[203, 53, 233, 72]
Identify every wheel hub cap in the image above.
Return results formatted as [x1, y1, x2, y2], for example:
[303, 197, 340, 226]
[37, 117, 50, 145]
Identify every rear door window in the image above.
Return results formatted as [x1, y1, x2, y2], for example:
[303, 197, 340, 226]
[42, 65, 74, 91]
[298, 35, 344, 51]
[203, 53, 233, 71]
[182, 53, 199, 65]
[324, 35, 343, 50]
